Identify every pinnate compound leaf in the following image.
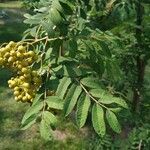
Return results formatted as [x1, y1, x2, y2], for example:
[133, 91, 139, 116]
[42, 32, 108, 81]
[106, 110, 121, 133]
[64, 85, 82, 116]
[76, 94, 91, 128]
[92, 104, 106, 136]
[46, 96, 63, 110]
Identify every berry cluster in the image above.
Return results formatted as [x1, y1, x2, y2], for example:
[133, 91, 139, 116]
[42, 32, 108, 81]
[0, 41, 41, 103]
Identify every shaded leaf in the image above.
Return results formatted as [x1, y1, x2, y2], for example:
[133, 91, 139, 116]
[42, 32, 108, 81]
[98, 41, 111, 58]
[69, 39, 77, 57]
[49, 8, 63, 25]
[109, 107, 122, 113]
[59, 1, 73, 15]
[112, 97, 128, 109]
[106, 110, 121, 133]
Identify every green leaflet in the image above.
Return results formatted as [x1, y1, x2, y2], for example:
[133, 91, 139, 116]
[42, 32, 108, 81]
[112, 97, 128, 109]
[56, 77, 72, 99]
[90, 88, 106, 98]
[52, 0, 63, 13]
[46, 96, 64, 110]
[42, 111, 57, 127]
[30, 26, 38, 37]
[97, 41, 111, 58]
[42, 20, 55, 36]
[92, 104, 106, 136]
[49, 8, 63, 25]
[68, 39, 77, 57]
[59, 1, 73, 15]
[21, 101, 43, 125]
[106, 110, 121, 133]
[40, 111, 57, 141]
[64, 85, 82, 116]
[24, 18, 40, 24]
[21, 114, 37, 130]
[40, 118, 52, 141]
[106, 60, 121, 81]
[90, 89, 128, 108]
[76, 94, 91, 128]
[24, 13, 46, 25]
[81, 77, 101, 89]
[32, 93, 43, 106]
[109, 107, 122, 113]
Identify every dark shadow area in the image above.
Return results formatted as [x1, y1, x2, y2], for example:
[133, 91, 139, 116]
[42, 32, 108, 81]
[0, 68, 12, 87]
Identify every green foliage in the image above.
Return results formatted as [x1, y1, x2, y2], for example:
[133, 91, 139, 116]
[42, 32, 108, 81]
[1, 0, 150, 143]
[88, 124, 150, 150]
[126, 124, 150, 150]
[19, 0, 131, 139]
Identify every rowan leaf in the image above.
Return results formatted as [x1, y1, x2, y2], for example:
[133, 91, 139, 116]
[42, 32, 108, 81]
[21, 114, 37, 130]
[40, 118, 52, 141]
[76, 94, 91, 128]
[106, 110, 121, 133]
[42, 111, 57, 127]
[46, 96, 63, 110]
[92, 104, 106, 136]
[21, 101, 43, 125]
[64, 85, 82, 116]
[81, 77, 101, 89]
[56, 77, 72, 99]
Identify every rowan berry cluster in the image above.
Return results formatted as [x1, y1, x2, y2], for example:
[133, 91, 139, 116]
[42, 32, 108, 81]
[0, 41, 41, 103]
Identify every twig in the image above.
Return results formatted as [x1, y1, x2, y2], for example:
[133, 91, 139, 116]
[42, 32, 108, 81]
[77, 80, 108, 110]
[35, 25, 42, 40]
[138, 140, 142, 150]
